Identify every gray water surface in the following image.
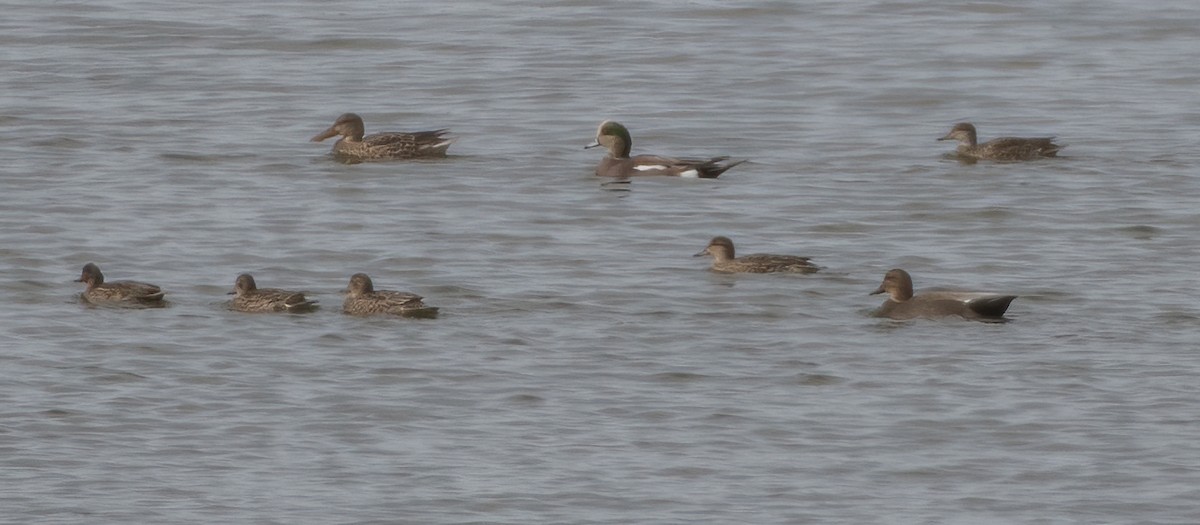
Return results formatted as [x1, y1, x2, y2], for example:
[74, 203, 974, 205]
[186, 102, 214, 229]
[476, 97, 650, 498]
[3, 1, 1200, 523]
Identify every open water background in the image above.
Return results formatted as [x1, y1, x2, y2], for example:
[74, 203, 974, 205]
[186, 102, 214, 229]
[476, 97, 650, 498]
[2, 1, 1200, 523]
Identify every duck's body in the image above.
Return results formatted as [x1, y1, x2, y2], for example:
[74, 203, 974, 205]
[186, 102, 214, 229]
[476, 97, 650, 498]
[870, 268, 1016, 321]
[694, 236, 819, 274]
[342, 273, 438, 317]
[939, 122, 1062, 161]
[75, 263, 165, 305]
[586, 120, 745, 178]
[312, 113, 454, 160]
[229, 274, 317, 313]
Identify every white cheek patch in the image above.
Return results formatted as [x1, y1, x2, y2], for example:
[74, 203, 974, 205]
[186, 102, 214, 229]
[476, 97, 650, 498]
[633, 164, 666, 172]
[678, 169, 699, 178]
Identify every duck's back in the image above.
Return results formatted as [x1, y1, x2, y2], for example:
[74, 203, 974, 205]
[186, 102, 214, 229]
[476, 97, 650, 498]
[336, 130, 453, 159]
[875, 292, 1016, 320]
[85, 280, 164, 304]
[344, 290, 436, 316]
[233, 288, 316, 313]
[598, 154, 743, 178]
[714, 254, 819, 274]
[970, 137, 1061, 161]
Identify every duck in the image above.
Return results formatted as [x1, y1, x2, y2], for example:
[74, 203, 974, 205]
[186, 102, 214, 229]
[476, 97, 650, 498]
[75, 263, 165, 305]
[342, 273, 438, 317]
[311, 113, 455, 160]
[870, 268, 1016, 321]
[585, 120, 746, 178]
[228, 274, 318, 313]
[694, 236, 819, 274]
[938, 122, 1063, 161]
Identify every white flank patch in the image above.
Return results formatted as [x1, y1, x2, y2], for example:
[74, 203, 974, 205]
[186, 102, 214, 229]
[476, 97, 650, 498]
[678, 169, 700, 178]
[633, 164, 666, 171]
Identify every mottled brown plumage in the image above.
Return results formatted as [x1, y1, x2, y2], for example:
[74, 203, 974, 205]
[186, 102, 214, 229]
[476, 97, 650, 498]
[870, 268, 1016, 321]
[75, 263, 165, 305]
[342, 273, 438, 317]
[939, 122, 1062, 161]
[311, 113, 454, 161]
[586, 120, 746, 178]
[693, 236, 819, 274]
[229, 274, 318, 313]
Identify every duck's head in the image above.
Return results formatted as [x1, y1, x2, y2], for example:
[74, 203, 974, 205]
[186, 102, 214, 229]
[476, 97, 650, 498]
[694, 236, 736, 261]
[312, 113, 366, 142]
[232, 273, 258, 296]
[871, 268, 914, 301]
[938, 122, 977, 146]
[344, 273, 375, 296]
[585, 120, 632, 157]
[75, 263, 104, 286]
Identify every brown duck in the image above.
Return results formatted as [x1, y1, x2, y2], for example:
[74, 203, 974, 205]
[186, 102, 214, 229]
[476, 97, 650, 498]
[694, 236, 819, 274]
[586, 120, 746, 178]
[342, 273, 438, 317]
[939, 122, 1063, 161]
[229, 274, 318, 313]
[870, 268, 1016, 321]
[75, 263, 165, 305]
[311, 113, 455, 160]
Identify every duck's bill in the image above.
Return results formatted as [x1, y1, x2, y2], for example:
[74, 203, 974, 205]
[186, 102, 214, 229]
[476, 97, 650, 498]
[311, 127, 339, 142]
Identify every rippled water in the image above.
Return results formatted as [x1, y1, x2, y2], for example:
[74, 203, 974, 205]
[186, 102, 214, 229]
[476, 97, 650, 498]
[4, 1, 1200, 523]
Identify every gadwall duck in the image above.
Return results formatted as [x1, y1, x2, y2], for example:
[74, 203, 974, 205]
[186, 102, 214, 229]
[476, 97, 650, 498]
[342, 273, 438, 317]
[870, 268, 1016, 321]
[75, 263, 165, 305]
[694, 236, 819, 274]
[585, 120, 746, 178]
[311, 113, 455, 160]
[229, 274, 318, 313]
[939, 122, 1063, 161]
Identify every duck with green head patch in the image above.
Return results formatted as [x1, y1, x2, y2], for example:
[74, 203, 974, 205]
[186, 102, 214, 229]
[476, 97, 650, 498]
[312, 113, 455, 161]
[585, 120, 746, 178]
[938, 122, 1063, 162]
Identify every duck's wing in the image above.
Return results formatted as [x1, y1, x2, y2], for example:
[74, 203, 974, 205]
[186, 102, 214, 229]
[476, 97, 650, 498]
[629, 154, 746, 178]
[263, 288, 318, 312]
[119, 281, 165, 302]
[963, 294, 1018, 318]
[981, 137, 1062, 159]
[362, 130, 455, 158]
[737, 254, 819, 273]
[876, 292, 1016, 321]
[378, 290, 427, 308]
[921, 291, 1017, 318]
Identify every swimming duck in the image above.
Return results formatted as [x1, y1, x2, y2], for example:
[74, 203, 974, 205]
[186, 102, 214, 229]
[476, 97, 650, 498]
[870, 268, 1016, 321]
[694, 236, 819, 273]
[938, 122, 1063, 161]
[311, 113, 455, 160]
[585, 120, 746, 178]
[229, 274, 318, 313]
[342, 273, 438, 317]
[75, 263, 165, 305]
